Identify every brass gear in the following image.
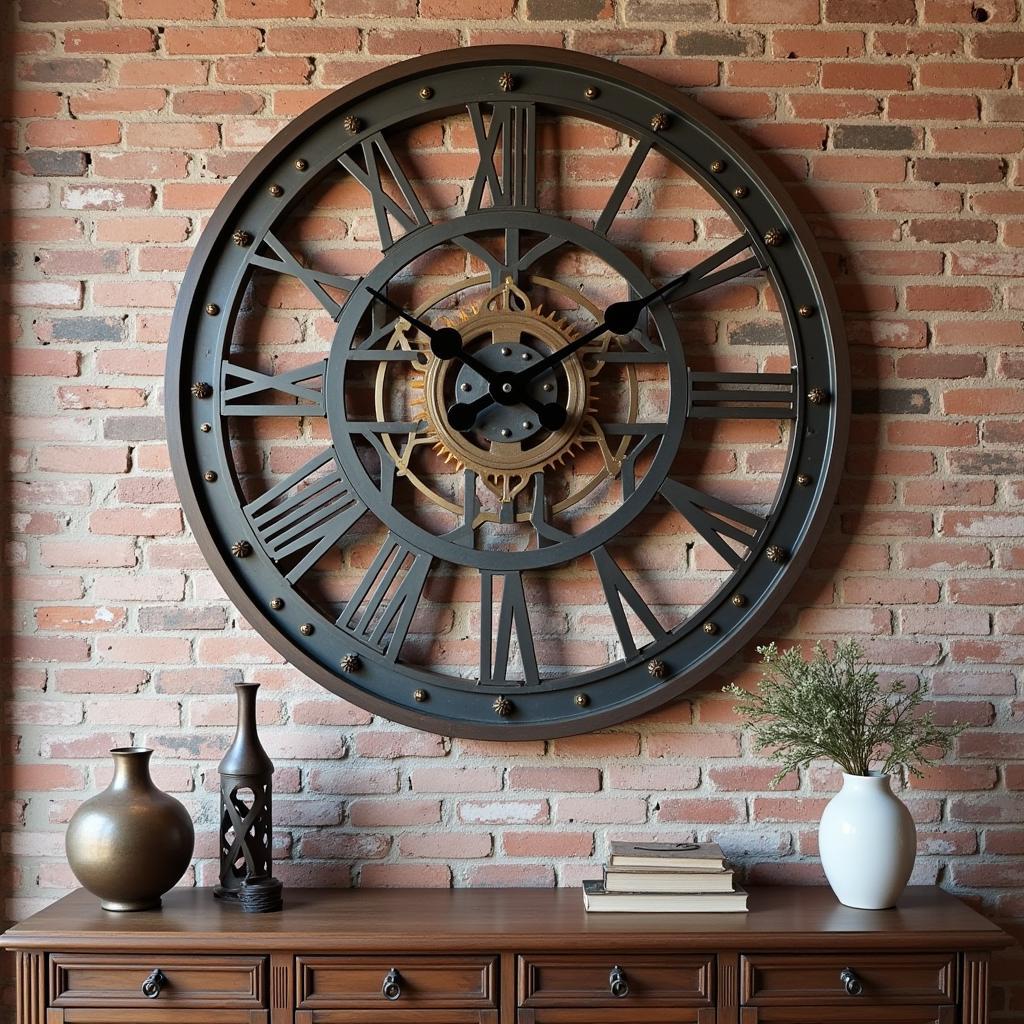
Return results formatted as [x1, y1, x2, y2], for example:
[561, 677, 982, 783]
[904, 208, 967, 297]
[373, 274, 640, 526]
[415, 278, 593, 505]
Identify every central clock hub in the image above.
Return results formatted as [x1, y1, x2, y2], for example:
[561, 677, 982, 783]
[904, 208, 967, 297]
[455, 341, 556, 443]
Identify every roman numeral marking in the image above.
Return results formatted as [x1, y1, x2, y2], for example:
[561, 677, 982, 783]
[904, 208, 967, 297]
[220, 360, 326, 417]
[338, 534, 431, 661]
[660, 479, 767, 569]
[466, 102, 537, 213]
[592, 545, 667, 660]
[596, 138, 653, 236]
[663, 233, 762, 303]
[243, 448, 364, 583]
[249, 231, 359, 320]
[338, 133, 430, 250]
[480, 571, 539, 687]
[688, 370, 797, 420]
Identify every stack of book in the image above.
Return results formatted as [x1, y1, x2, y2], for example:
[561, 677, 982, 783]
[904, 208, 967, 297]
[582, 841, 748, 913]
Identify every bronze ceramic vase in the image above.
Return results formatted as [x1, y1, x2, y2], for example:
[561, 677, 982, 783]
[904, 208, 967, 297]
[65, 747, 194, 911]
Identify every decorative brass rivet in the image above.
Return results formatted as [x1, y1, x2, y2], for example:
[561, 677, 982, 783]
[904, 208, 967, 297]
[647, 659, 666, 679]
[732, 185, 749, 199]
[419, 86, 433, 100]
[299, 622, 314, 636]
[270, 597, 284, 610]
[650, 112, 669, 132]
[797, 472, 812, 487]
[703, 621, 718, 636]
[413, 688, 428, 702]
[205, 302, 219, 316]
[268, 183, 284, 198]
[807, 386, 828, 406]
[493, 695, 513, 717]
[584, 85, 599, 100]
[766, 544, 788, 564]
[710, 159, 726, 173]
[798, 304, 814, 318]
[574, 692, 590, 707]
[232, 229, 253, 247]
[764, 227, 786, 247]
[498, 72, 515, 92]
[340, 653, 361, 672]
[343, 115, 362, 134]
[200, 422, 211, 433]
[731, 594, 747, 608]
[191, 381, 212, 399]
[231, 540, 252, 558]
[203, 469, 217, 483]
[294, 158, 308, 171]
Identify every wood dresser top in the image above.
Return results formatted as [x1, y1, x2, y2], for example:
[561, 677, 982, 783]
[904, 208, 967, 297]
[2, 886, 1011, 953]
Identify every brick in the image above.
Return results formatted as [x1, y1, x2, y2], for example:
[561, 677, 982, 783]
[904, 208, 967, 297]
[121, 0, 215, 14]
[914, 157, 1005, 184]
[25, 119, 120, 148]
[215, 57, 313, 85]
[675, 30, 764, 56]
[724, 0, 818, 22]
[19, 0, 109, 19]
[832, 124, 919, 150]
[526, 0, 609, 16]
[970, 31, 1024, 58]
[21, 60, 107, 83]
[772, 29, 863, 57]
[66, 28, 155, 54]
[163, 28, 263, 55]
[905, 286, 992, 312]
[825, 0, 915, 21]
[18, 150, 89, 177]
[224, 0, 314, 13]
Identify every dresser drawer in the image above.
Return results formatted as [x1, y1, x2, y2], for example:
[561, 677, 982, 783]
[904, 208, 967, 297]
[519, 954, 714, 1007]
[49, 953, 266, 1008]
[296, 956, 497, 1009]
[740, 953, 956, 1005]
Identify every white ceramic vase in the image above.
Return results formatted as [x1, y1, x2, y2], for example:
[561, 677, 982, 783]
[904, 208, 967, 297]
[819, 771, 916, 910]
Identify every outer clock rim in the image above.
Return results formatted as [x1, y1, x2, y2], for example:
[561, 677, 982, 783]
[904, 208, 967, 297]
[165, 45, 850, 740]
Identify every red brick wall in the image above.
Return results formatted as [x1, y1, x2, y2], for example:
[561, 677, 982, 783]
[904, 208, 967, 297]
[3, 0, 1024, 1018]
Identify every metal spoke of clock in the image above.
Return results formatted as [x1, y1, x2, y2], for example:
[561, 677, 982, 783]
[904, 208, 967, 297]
[595, 137, 654, 237]
[220, 359, 327, 417]
[452, 228, 568, 290]
[662, 233, 763, 303]
[659, 478, 767, 570]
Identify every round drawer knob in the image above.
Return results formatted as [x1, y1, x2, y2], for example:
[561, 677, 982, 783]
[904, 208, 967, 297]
[141, 968, 166, 999]
[840, 967, 863, 996]
[382, 968, 402, 1001]
[609, 965, 629, 998]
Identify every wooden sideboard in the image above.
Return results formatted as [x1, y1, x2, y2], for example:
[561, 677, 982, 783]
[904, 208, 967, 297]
[2, 886, 1012, 1024]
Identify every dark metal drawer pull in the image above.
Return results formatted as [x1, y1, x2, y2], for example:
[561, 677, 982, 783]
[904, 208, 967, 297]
[609, 965, 629, 998]
[382, 968, 402, 1001]
[840, 967, 863, 996]
[141, 969, 166, 999]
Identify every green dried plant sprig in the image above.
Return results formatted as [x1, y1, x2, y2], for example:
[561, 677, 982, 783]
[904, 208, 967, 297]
[724, 640, 964, 787]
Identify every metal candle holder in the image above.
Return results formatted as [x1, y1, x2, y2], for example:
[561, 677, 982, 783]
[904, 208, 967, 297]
[214, 682, 274, 900]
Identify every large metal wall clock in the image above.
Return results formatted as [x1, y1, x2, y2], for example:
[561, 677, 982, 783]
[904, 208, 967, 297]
[166, 46, 848, 740]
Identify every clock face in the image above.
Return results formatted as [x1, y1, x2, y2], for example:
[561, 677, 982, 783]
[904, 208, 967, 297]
[166, 46, 848, 739]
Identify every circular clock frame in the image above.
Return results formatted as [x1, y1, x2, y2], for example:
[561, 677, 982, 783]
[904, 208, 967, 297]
[166, 46, 849, 740]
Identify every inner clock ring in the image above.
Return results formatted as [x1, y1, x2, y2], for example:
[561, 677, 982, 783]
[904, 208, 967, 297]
[327, 212, 689, 572]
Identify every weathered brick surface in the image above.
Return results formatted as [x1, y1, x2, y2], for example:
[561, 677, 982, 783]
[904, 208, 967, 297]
[3, 1, 1024, 1018]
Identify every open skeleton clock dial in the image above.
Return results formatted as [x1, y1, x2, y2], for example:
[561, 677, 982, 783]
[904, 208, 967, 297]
[166, 47, 848, 739]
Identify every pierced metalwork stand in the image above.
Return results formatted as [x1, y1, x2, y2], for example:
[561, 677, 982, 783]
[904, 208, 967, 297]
[214, 682, 275, 902]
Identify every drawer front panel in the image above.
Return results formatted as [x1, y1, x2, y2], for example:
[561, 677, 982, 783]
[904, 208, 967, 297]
[740, 954, 956, 1006]
[519, 955, 714, 1008]
[740, 1006, 953, 1024]
[296, 956, 497, 1009]
[49, 953, 266, 1009]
